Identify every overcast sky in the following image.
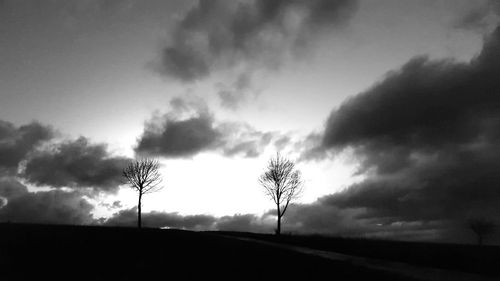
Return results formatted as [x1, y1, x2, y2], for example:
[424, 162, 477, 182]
[1, 0, 500, 243]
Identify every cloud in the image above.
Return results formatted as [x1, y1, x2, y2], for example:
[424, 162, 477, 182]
[317, 25, 500, 161]
[273, 135, 291, 151]
[0, 177, 29, 198]
[216, 72, 258, 110]
[169, 94, 210, 116]
[218, 122, 275, 157]
[155, 0, 358, 82]
[0, 178, 95, 225]
[0, 175, 466, 242]
[101, 204, 464, 242]
[321, 150, 500, 223]
[218, 90, 245, 110]
[136, 113, 221, 158]
[215, 213, 273, 232]
[255, 202, 468, 242]
[297, 25, 500, 241]
[104, 207, 275, 232]
[100, 200, 123, 211]
[0, 121, 53, 174]
[136, 96, 281, 158]
[453, 1, 500, 32]
[22, 137, 131, 192]
[104, 207, 217, 230]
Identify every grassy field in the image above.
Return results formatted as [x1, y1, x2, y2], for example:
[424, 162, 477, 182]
[217, 231, 500, 277]
[0, 223, 426, 281]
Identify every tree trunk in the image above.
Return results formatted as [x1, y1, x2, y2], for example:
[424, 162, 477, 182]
[138, 192, 142, 229]
[276, 204, 281, 235]
[277, 215, 281, 235]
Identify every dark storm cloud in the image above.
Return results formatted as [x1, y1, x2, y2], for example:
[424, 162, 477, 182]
[318, 25, 500, 161]
[298, 25, 500, 240]
[278, 203, 357, 234]
[104, 207, 275, 232]
[257, 202, 466, 242]
[0, 178, 29, 198]
[156, 0, 358, 82]
[136, 96, 281, 158]
[136, 113, 221, 158]
[22, 137, 131, 192]
[296, 133, 329, 161]
[102, 203, 464, 242]
[104, 207, 217, 230]
[0, 121, 53, 173]
[215, 213, 271, 232]
[102, 203, 462, 241]
[454, 0, 500, 31]
[0, 0, 186, 25]
[0, 178, 94, 225]
[322, 148, 500, 222]
[321, 56, 474, 151]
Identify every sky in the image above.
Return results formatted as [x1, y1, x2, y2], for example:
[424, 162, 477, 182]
[1, 0, 500, 243]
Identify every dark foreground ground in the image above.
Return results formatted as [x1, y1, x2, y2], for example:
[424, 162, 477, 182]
[218, 231, 500, 278]
[0, 224, 497, 281]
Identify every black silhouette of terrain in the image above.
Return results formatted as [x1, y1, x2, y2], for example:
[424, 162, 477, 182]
[218, 231, 500, 278]
[0, 223, 417, 281]
[1, 223, 498, 280]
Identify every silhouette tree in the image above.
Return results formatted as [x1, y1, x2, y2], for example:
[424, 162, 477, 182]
[259, 153, 303, 235]
[468, 218, 495, 246]
[122, 158, 163, 228]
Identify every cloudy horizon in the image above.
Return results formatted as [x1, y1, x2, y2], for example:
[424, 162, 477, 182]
[1, 0, 500, 244]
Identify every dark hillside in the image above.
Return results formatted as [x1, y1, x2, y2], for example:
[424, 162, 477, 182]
[217, 231, 500, 277]
[0, 223, 417, 281]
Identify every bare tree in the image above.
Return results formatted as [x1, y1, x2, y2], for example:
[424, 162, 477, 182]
[259, 153, 303, 235]
[122, 158, 163, 228]
[468, 217, 496, 246]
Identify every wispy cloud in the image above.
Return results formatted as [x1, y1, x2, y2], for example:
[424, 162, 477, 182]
[154, 0, 357, 81]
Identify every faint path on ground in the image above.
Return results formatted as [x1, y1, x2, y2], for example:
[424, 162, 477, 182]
[220, 235, 497, 281]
